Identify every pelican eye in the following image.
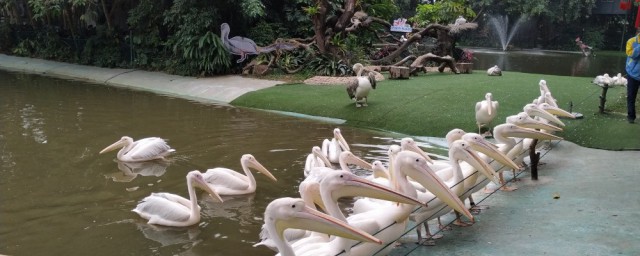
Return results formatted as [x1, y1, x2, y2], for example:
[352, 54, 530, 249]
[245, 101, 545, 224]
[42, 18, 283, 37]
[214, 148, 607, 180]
[415, 158, 420, 162]
[340, 174, 344, 178]
[291, 204, 296, 208]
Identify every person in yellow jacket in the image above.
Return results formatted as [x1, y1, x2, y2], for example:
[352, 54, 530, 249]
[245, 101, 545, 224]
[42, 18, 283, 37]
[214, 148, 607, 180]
[625, 27, 640, 124]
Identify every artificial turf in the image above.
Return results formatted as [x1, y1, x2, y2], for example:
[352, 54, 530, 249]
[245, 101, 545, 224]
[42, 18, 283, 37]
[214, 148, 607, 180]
[231, 71, 640, 151]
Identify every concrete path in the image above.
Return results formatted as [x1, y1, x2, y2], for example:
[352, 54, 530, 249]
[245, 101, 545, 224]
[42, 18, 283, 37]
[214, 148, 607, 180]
[391, 141, 640, 256]
[0, 54, 284, 104]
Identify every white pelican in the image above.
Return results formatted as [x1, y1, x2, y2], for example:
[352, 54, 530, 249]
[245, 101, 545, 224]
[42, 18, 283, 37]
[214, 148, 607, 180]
[289, 170, 424, 255]
[303, 146, 332, 177]
[454, 15, 467, 25]
[132, 170, 223, 227]
[485, 123, 563, 191]
[345, 150, 472, 255]
[475, 92, 499, 136]
[487, 65, 502, 76]
[524, 103, 564, 127]
[203, 154, 277, 196]
[537, 79, 559, 108]
[321, 128, 351, 164]
[346, 63, 377, 107]
[100, 136, 175, 162]
[257, 197, 381, 256]
[409, 138, 518, 241]
[301, 151, 372, 211]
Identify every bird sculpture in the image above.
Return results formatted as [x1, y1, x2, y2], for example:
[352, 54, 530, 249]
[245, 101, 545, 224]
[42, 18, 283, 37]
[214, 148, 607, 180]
[475, 92, 499, 137]
[611, 73, 628, 87]
[593, 73, 612, 87]
[99, 136, 175, 162]
[219, 23, 299, 63]
[487, 65, 502, 76]
[346, 63, 377, 107]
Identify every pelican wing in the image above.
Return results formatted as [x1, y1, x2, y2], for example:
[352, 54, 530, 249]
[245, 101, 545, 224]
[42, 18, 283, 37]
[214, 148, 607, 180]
[133, 194, 191, 223]
[368, 73, 377, 89]
[475, 101, 482, 112]
[346, 79, 358, 99]
[203, 168, 250, 192]
[228, 36, 259, 54]
[126, 137, 174, 161]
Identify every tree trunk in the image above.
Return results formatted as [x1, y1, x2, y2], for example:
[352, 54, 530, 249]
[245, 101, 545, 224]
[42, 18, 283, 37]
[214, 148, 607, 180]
[100, 0, 112, 30]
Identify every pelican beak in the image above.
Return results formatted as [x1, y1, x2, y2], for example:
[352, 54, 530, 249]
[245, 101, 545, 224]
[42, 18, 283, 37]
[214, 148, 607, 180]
[300, 182, 327, 212]
[525, 104, 565, 127]
[99, 139, 125, 154]
[249, 158, 277, 182]
[507, 114, 563, 132]
[332, 172, 424, 206]
[398, 152, 473, 221]
[540, 104, 576, 119]
[504, 125, 564, 141]
[402, 141, 434, 164]
[277, 205, 382, 245]
[335, 130, 351, 152]
[315, 148, 333, 167]
[465, 141, 518, 183]
[345, 153, 373, 170]
[194, 174, 224, 203]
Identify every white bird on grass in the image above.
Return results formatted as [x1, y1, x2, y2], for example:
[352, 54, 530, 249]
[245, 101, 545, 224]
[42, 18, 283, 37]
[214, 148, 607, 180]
[132, 170, 223, 227]
[346, 63, 377, 107]
[487, 65, 502, 76]
[475, 92, 499, 137]
[99, 136, 175, 162]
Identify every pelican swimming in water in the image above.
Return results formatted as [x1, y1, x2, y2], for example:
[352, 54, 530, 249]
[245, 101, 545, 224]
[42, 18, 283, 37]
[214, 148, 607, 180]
[303, 146, 332, 177]
[346, 63, 377, 107]
[487, 65, 502, 76]
[321, 128, 351, 164]
[475, 92, 499, 136]
[100, 136, 175, 162]
[132, 170, 223, 227]
[203, 154, 277, 196]
[257, 197, 382, 256]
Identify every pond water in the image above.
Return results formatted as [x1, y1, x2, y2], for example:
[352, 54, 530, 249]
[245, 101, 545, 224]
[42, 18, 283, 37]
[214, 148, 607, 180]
[0, 70, 449, 256]
[471, 48, 626, 78]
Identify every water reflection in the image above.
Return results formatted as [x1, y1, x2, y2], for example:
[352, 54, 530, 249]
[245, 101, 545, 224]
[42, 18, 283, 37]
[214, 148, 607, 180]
[135, 222, 203, 248]
[105, 160, 170, 182]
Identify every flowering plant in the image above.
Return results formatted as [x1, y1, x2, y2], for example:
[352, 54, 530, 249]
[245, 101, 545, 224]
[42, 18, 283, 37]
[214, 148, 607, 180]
[460, 49, 474, 63]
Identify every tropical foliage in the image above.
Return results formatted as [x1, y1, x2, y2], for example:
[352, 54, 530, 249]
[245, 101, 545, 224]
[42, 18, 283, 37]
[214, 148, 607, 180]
[0, 0, 633, 77]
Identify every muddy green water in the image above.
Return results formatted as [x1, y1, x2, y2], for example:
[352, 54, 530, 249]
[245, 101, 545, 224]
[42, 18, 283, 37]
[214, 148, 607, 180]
[0, 70, 448, 256]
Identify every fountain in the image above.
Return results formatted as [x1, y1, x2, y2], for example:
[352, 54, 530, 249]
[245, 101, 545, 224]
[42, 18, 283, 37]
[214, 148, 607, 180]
[488, 15, 527, 51]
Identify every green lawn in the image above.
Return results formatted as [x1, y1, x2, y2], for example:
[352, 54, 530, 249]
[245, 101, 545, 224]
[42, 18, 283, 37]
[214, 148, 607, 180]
[232, 71, 640, 151]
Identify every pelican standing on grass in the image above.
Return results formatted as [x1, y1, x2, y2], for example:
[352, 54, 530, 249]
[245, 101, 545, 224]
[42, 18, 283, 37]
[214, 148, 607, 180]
[346, 63, 377, 107]
[475, 92, 499, 136]
[203, 154, 277, 196]
[132, 170, 223, 227]
[99, 136, 175, 162]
